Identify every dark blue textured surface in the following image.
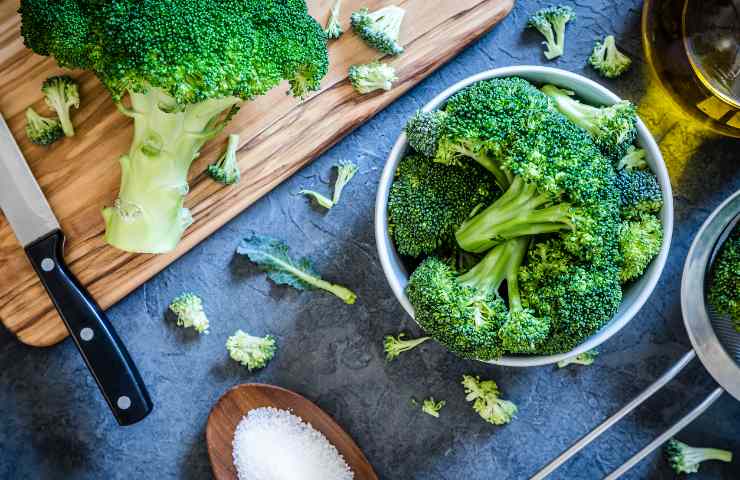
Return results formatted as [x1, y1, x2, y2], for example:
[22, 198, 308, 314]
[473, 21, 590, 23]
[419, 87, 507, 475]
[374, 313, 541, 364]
[2, 1, 739, 479]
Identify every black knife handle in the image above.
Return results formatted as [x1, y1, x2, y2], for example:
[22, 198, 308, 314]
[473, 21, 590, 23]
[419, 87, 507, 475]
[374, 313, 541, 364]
[25, 230, 152, 426]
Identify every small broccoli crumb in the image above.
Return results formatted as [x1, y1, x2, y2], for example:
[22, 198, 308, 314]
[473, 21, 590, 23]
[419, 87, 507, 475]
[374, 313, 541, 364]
[332, 160, 358, 205]
[383, 333, 430, 361]
[461, 375, 517, 425]
[300, 189, 334, 209]
[25, 107, 64, 146]
[207, 134, 241, 185]
[589, 35, 632, 79]
[421, 397, 446, 418]
[42, 75, 79, 137]
[665, 438, 733, 474]
[350, 6, 405, 55]
[557, 349, 599, 368]
[325, 0, 343, 39]
[169, 293, 210, 334]
[349, 62, 397, 94]
[617, 146, 648, 171]
[527, 5, 576, 60]
[226, 330, 277, 371]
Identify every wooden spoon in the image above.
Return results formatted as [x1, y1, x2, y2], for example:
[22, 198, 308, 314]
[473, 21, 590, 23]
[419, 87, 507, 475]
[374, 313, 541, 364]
[206, 383, 378, 480]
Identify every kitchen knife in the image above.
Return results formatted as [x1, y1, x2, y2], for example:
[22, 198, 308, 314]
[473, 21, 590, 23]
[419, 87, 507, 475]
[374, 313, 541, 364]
[0, 114, 152, 426]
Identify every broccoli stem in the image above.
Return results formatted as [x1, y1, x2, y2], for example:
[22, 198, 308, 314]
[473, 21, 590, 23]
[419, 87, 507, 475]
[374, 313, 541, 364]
[438, 138, 512, 189]
[102, 88, 240, 253]
[684, 447, 733, 464]
[455, 177, 573, 253]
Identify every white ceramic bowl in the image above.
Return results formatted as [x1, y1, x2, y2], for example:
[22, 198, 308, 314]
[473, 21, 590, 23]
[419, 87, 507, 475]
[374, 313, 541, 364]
[374, 66, 674, 367]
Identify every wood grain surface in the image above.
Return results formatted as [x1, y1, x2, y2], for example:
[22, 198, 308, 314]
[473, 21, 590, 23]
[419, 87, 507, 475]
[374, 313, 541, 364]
[0, 0, 514, 347]
[206, 383, 378, 480]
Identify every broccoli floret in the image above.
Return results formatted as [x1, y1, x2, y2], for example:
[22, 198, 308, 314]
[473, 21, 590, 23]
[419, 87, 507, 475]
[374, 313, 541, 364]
[350, 6, 405, 56]
[226, 330, 277, 371]
[207, 134, 240, 185]
[618, 214, 663, 283]
[383, 333, 430, 361]
[20, 0, 329, 254]
[324, 0, 343, 39]
[348, 62, 397, 94]
[527, 5, 576, 60]
[169, 293, 210, 334]
[41, 75, 79, 137]
[708, 225, 740, 330]
[461, 375, 517, 425]
[557, 349, 599, 367]
[615, 168, 663, 219]
[25, 107, 63, 146]
[617, 146, 648, 171]
[665, 438, 733, 474]
[332, 160, 358, 205]
[542, 84, 638, 162]
[405, 110, 447, 158]
[421, 397, 445, 418]
[388, 154, 499, 257]
[589, 35, 632, 78]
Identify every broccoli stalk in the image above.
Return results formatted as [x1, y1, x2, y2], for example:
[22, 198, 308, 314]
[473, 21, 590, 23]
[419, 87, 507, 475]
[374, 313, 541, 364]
[169, 292, 210, 334]
[527, 6, 576, 60]
[589, 35, 632, 78]
[300, 189, 335, 209]
[324, 0, 343, 39]
[25, 107, 63, 145]
[557, 349, 599, 368]
[226, 330, 277, 371]
[41, 75, 79, 137]
[207, 133, 241, 185]
[383, 333, 430, 361]
[461, 375, 517, 425]
[665, 438, 733, 474]
[350, 5, 406, 56]
[349, 62, 397, 94]
[421, 397, 446, 418]
[299, 160, 358, 210]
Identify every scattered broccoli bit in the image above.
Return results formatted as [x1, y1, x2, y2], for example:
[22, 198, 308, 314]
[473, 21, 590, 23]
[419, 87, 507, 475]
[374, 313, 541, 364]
[709, 225, 740, 330]
[226, 330, 277, 371]
[383, 333, 430, 361]
[350, 5, 405, 56]
[325, 0, 343, 39]
[25, 107, 63, 146]
[349, 62, 397, 94]
[557, 349, 599, 368]
[542, 84, 638, 163]
[236, 231, 356, 304]
[617, 146, 648, 171]
[615, 168, 663, 219]
[589, 35, 632, 78]
[527, 5, 576, 60]
[41, 75, 79, 137]
[618, 214, 663, 283]
[461, 375, 517, 425]
[20, 0, 329, 253]
[421, 397, 445, 418]
[300, 189, 335, 209]
[169, 293, 210, 334]
[332, 160, 358, 205]
[207, 134, 241, 185]
[665, 438, 733, 474]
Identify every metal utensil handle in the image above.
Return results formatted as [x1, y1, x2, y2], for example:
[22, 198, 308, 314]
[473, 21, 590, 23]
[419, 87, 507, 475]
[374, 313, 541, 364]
[605, 387, 724, 479]
[531, 350, 697, 480]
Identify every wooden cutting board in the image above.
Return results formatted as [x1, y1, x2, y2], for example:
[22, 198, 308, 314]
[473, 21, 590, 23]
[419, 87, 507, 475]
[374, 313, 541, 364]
[0, 0, 513, 347]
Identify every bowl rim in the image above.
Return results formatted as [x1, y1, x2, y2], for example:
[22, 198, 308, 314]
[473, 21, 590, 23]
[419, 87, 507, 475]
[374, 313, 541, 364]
[374, 65, 674, 367]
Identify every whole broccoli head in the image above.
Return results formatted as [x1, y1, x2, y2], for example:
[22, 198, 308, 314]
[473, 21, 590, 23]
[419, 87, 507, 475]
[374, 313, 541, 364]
[20, 0, 329, 253]
[708, 225, 740, 330]
[41, 75, 79, 137]
[618, 213, 663, 283]
[589, 35, 632, 79]
[527, 5, 576, 60]
[615, 168, 663, 219]
[25, 107, 63, 146]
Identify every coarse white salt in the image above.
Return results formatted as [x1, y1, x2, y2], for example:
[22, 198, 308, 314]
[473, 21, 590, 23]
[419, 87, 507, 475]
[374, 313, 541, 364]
[232, 406, 354, 480]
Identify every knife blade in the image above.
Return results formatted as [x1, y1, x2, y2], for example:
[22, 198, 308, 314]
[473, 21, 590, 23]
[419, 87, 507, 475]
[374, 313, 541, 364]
[0, 112, 152, 426]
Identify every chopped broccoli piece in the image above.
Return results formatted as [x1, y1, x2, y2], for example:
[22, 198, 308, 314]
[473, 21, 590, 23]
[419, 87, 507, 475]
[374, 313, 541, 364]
[665, 438, 733, 474]
[617, 146, 648, 171]
[618, 214, 663, 283]
[708, 225, 740, 330]
[332, 160, 358, 205]
[405, 110, 446, 158]
[557, 349, 599, 367]
[383, 333, 430, 361]
[589, 35, 632, 78]
[461, 375, 517, 425]
[25, 107, 63, 146]
[169, 293, 210, 334]
[20, 0, 329, 253]
[41, 75, 79, 137]
[349, 62, 397, 94]
[350, 6, 405, 56]
[421, 397, 446, 418]
[615, 168, 663, 219]
[527, 5, 576, 60]
[207, 134, 240, 185]
[325, 0, 343, 39]
[226, 330, 277, 371]
[300, 189, 334, 209]
[236, 231, 356, 304]
[542, 84, 638, 162]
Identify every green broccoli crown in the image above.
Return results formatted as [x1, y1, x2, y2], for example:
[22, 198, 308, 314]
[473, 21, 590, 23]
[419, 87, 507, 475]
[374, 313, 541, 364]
[527, 5, 576, 60]
[383, 333, 430, 361]
[169, 292, 210, 333]
[618, 214, 663, 283]
[708, 225, 740, 329]
[665, 438, 733, 474]
[20, 0, 329, 103]
[207, 134, 241, 185]
[41, 75, 79, 137]
[226, 330, 277, 370]
[556, 348, 599, 368]
[25, 107, 64, 146]
[462, 374, 517, 425]
[350, 5, 405, 56]
[617, 146, 648, 171]
[388, 154, 500, 257]
[589, 35, 632, 78]
[615, 168, 663, 219]
[349, 62, 397, 94]
[405, 110, 447, 158]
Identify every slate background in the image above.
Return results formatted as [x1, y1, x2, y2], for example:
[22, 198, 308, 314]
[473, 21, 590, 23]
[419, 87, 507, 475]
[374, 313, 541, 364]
[1, 1, 739, 479]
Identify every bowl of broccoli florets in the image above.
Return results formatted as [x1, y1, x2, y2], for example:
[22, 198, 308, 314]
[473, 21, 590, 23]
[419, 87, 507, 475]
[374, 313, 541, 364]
[375, 66, 673, 367]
